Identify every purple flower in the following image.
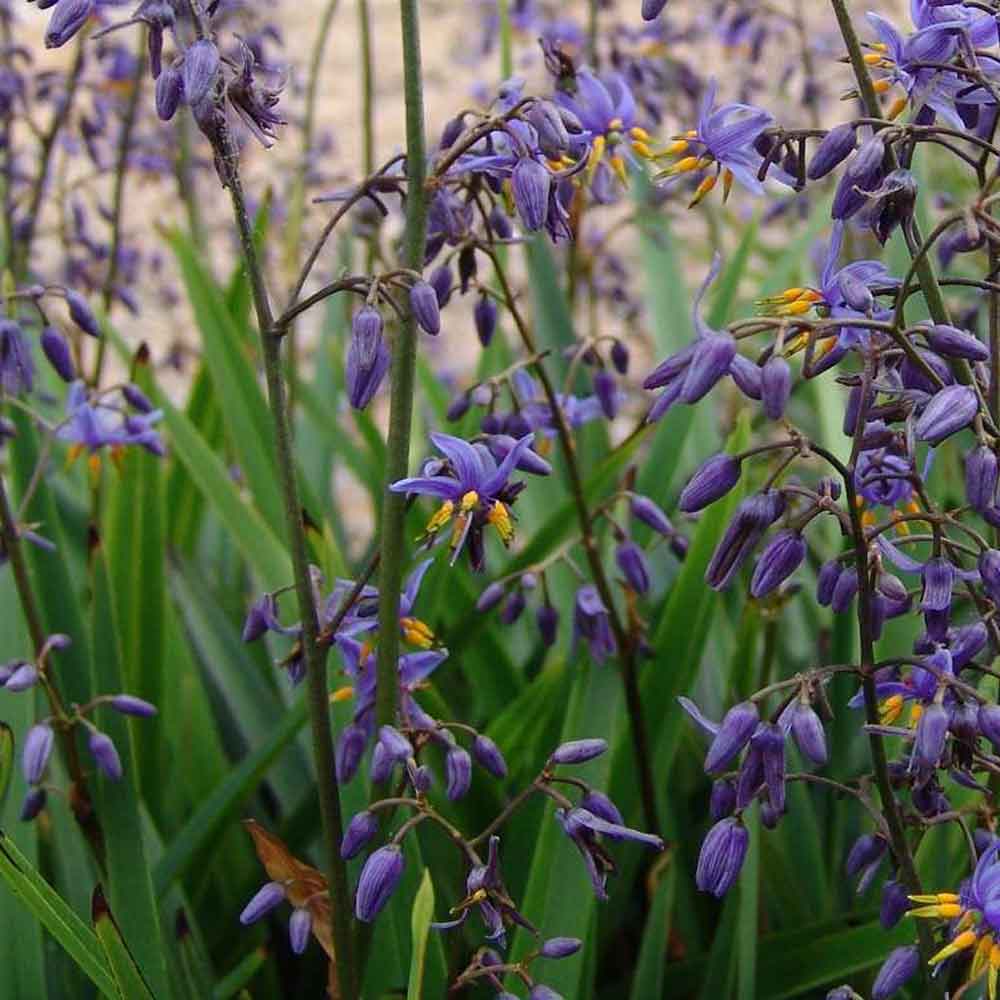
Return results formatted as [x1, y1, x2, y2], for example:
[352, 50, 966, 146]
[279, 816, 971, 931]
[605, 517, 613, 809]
[871, 945, 919, 1000]
[511, 158, 552, 232]
[0, 321, 34, 396]
[355, 845, 404, 922]
[915, 385, 977, 444]
[288, 908, 311, 955]
[679, 453, 742, 513]
[341, 811, 379, 860]
[226, 40, 286, 148]
[572, 585, 615, 663]
[45, 0, 93, 48]
[346, 326, 390, 411]
[696, 817, 749, 897]
[749, 530, 806, 598]
[58, 382, 164, 456]
[705, 491, 785, 591]
[390, 432, 544, 567]
[704, 701, 759, 773]
[88, 730, 123, 781]
[22, 724, 54, 785]
[550, 739, 608, 765]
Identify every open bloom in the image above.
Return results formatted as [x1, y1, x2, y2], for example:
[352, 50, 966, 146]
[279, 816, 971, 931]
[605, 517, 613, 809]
[57, 382, 164, 457]
[390, 432, 547, 569]
[656, 79, 793, 203]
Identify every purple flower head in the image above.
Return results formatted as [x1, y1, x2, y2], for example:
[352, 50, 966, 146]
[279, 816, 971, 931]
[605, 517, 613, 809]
[227, 40, 286, 148]
[616, 540, 650, 594]
[40, 328, 74, 383]
[346, 327, 390, 410]
[696, 817, 749, 897]
[22, 724, 54, 785]
[341, 810, 379, 860]
[57, 382, 164, 457]
[915, 385, 977, 445]
[678, 453, 742, 513]
[705, 491, 785, 591]
[355, 845, 404, 922]
[550, 738, 608, 766]
[704, 701, 759, 773]
[472, 734, 508, 779]
[749, 530, 805, 598]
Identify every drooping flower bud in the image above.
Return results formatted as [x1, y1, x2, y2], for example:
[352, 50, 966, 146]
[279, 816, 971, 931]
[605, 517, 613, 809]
[710, 778, 737, 820]
[641, 0, 669, 20]
[155, 64, 184, 121]
[341, 810, 379, 859]
[528, 101, 571, 158]
[695, 817, 749, 897]
[616, 540, 651, 594]
[979, 704, 1000, 750]
[540, 937, 582, 959]
[630, 495, 673, 535]
[511, 158, 551, 232]
[788, 702, 828, 766]
[816, 560, 842, 606]
[749, 530, 805, 598]
[593, 369, 618, 420]
[729, 353, 762, 400]
[472, 734, 508, 778]
[965, 445, 998, 511]
[536, 603, 559, 647]
[832, 134, 885, 220]
[110, 695, 157, 717]
[345, 326, 390, 410]
[476, 582, 505, 612]
[761, 355, 791, 420]
[40, 327, 75, 382]
[806, 123, 856, 180]
[879, 879, 909, 930]
[678, 453, 742, 513]
[924, 324, 989, 361]
[474, 294, 498, 347]
[182, 39, 220, 108]
[915, 385, 977, 444]
[65, 290, 101, 338]
[704, 701, 759, 773]
[22, 724, 54, 785]
[845, 833, 886, 877]
[919, 557, 954, 613]
[499, 589, 526, 625]
[5, 662, 39, 692]
[45, 0, 93, 48]
[20, 787, 47, 822]
[239, 882, 286, 925]
[409, 281, 441, 336]
[871, 946, 919, 1000]
[355, 845, 404, 922]
[705, 491, 785, 591]
[914, 702, 948, 769]
[429, 264, 452, 307]
[288, 908, 311, 955]
[610, 340, 629, 374]
[88, 730, 123, 780]
[680, 332, 737, 404]
[445, 746, 472, 800]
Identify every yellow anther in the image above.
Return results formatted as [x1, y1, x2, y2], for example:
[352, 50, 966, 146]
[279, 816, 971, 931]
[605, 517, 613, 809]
[425, 500, 454, 535]
[991, 943, 1000, 1000]
[880, 693, 904, 725]
[871, 42, 889, 52]
[775, 299, 815, 317]
[908, 893, 960, 904]
[906, 500, 922, 516]
[609, 117, 623, 130]
[861, 509, 876, 529]
[688, 173, 717, 208]
[784, 332, 809, 356]
[66, 443, 85, 466]
[910, 702, 923, 727]
[891, 510, 910, 536]
[587, 135, 607, 179]
[359, 640, 374, 664]
[609, 154, 628, 185]
[854, 495, 865, 509]
[460, 490, 479, 513]
[886, 95, 908, 120]
[632, 140, 654, 159]
[973, 935, 995, 980]
[813, 336, 840, 362]
[907, 903, 962, 919]
[863, 52, 883, 65]
[400, 617, 435, 649]
[630, 126, 651, 143]
[929, 930, 978, 965]
[873, 78, 893, 94]
[330, 685, 355, 704]
[488, 501, 514, 546]
[661, 139, 690, 156]
[87, 453, 102, 484]
[547, 158, 565, 171]
[665, 155, 703, 175]
[685, 129, 698, 138]
[722, 168, 734, 203]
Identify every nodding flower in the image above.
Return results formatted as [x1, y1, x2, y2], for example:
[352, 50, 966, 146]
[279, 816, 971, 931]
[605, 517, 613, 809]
[908, 842, 1000, 997]
[390, 432, 548, 570]
[654, 79, 793, 205]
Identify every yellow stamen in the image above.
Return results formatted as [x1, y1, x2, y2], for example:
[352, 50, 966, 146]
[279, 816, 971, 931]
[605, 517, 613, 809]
[587, 134, 607, 180]
[330, 685, 355, 704]
[784, 333, 809, 355]
[973, 935, 994, 980]
[66, 443, 85, 466]
[873, 78, 893, 94]
[87, 453, 102, 484]
[609, 154, 628, 185]
[722, 168, 734, 203]
[854, 495, 865, 509]
[775, 299, 815, 317]
[661, 139, 690, 156]
[929, 930, 978, 965]
[425, 500, 454, 536]
[688, 173, 717, 208]
[487, 501, 514, 546]
[631, 140, 654, 159]
[630, 126, 651, 143]
[990, 943, 1000, 1000]
[910, 702, 923, 727]
[608, 117, 623, 130]
[908, 893, 960, 904]
[871, 42, 889, 53]
[861, 510, 876, 529]
[907, 903, 962, 919]
[863, 52, 883, 65]
[880, 693, 904, 725]
[460, 490, 479, 513]
[359, 640, 373, 663]
[886, 95, 908, 120]
[400, 617, 435, 649]
[665, 155, 702, 175]
[891, 510, 910, 536]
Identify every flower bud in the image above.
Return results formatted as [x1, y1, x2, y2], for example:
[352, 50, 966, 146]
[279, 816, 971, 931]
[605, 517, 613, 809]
[680, 332, 737, 404]
[806, 123, 856, 180]
[616, 540, 651, 594]
[832, 134, 885, 220]
[871, 946, 919, 1000]
[182, 39, 220, 108]
[915, 384, 977, 444]
[642, 0, 669, 18]
[879, 879, 908, 930]
[679, 453, 742, 513]
[489, 207, 513, 240]
[528, 101, 571, 158]
[409, 281, 441, 336]
[345, 326, 390, 410]
[22, 724, 54, 785]
[474, 294, 498, 347]
[914, 702, 948, 769]
[5, 662, 39, 692]
[966, 445, 998, 511]
[445, 746, 472, 800]
[710, 778, 736, 820]
[45, 0, 93, 48]
[704, 701, 758, 773]
[89, 730, 122, 780]
[705, 491, 785, 591]
[355, 845, 404, 922]
[593, 369, 618, 420]
[472, 734, 508, 779]
[696, 817, 749, 897]
[540, 937, 582, 959]
[110, 695, 157, 717]
[429, 265, 452, 307]
[19, 787, 46, 822]
[830, 566, 858, 613]
[610, 340, 629, 374]
[979, 703, 1000, 750]
[838, 271, 874, 313]
[476, 581, 505, 612]
[155, 65, 184, 121]
[630, 495, 673, 535]
[65, 290, 101, 338]
[761, 355, 791, 420]
[288, 908, 312, 955]
[336, 723, 367, 782]
[499, 590, 526, 625]
[239, 882, 286, 925]
[550, 738, 608, 765]
[536, 603, 560, 646]
[749, 530, 805, 598]
[123, 384, 154, 413]
[351, 307, 383, 369]
[924, 323, 989, 361]
[920, 557, 953, 613]
[789, 702, 828, 766]
[341, 810, 379, 859]
[845, 833, 885, 877]
[511, 158, 551, 232]
[40, 327, 75, 382]
[579, 789, 623, 825]
[729, 353, 762, 400]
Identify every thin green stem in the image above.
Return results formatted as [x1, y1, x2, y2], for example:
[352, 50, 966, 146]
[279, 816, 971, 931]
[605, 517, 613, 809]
[374, 0, 428, 735]
[358, 0, 375, 178]
[497, 0, 513, 79]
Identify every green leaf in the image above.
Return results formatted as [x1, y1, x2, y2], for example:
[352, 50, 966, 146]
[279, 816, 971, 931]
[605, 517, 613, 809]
[155, 394, 292, 591]
[628, 861, 676, 1000]
[212, 947, 267, 1000]
[0, 832, 116, 999]
[153, 698, 308, 896]
[92, 886, 155, 1000]
[406, 869, 435, 1000]
[89, 542, 171, 998]
[165, 229, 284, 532]
[0, 724, 12, 811]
